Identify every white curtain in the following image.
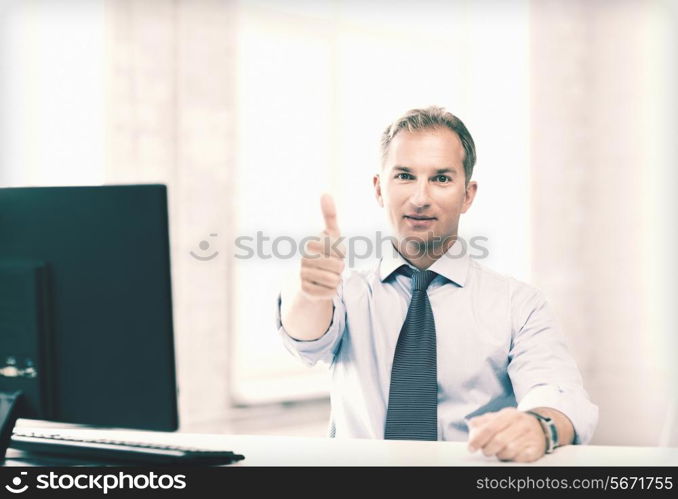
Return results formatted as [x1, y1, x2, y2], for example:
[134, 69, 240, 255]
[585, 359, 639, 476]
[529, 0, 677, 445]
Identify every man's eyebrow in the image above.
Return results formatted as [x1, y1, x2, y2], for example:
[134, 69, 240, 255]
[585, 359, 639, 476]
[392, 166, 458, 174]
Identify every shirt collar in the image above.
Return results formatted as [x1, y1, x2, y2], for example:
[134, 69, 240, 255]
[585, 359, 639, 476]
[378, 240, 470, 287]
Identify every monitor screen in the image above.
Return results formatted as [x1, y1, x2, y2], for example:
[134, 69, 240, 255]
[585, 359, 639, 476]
[0, 184, 178, 431]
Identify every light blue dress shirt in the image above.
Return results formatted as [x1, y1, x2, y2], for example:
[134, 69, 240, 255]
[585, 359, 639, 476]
[276, 242, 598, 444]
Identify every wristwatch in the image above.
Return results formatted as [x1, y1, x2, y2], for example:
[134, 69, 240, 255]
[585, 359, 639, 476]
[525, 410, 559, 454]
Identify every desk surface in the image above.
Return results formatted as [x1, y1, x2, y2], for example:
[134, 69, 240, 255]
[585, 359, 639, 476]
[5, 426, 678, 466]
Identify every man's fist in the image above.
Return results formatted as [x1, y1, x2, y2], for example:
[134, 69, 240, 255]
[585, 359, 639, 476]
[466, 407, 547, 463]
[299, 194, 346, 301]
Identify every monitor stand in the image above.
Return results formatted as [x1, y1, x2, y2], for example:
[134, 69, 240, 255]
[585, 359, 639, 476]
[0, 391, 24, 460]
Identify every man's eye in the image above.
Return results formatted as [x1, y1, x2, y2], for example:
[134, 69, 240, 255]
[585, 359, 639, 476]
[435, 175, 451, 183]
[395, 173, 413, 180]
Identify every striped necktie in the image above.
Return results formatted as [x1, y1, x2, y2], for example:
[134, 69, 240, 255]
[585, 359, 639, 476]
[384, 265, 438, 440]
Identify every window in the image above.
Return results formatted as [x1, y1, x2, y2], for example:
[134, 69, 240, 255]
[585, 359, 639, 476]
[231, 0, 531, 404]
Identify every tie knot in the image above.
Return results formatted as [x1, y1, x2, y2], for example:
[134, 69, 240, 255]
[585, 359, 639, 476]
[399, 266, 437, 291]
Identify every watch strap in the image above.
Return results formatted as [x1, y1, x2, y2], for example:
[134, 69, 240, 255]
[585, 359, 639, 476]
[525, 410, 559, 454]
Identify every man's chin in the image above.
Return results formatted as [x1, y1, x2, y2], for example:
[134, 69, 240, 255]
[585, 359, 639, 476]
[394, 230, 457, 251]
[398, 228, 437, 242]
[399, 234, 442, 250]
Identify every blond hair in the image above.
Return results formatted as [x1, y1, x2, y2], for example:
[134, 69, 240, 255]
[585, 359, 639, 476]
[381, 106, 477, 184]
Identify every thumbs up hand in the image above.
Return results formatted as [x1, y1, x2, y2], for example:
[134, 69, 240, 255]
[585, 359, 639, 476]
[321, 193, 341, 238]
[299, 194, 346, 301]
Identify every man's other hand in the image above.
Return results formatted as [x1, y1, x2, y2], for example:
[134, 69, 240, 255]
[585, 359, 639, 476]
[466, 407, 547, 463]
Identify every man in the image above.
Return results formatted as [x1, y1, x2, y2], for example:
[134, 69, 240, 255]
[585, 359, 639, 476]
[276, 106, 598, 462]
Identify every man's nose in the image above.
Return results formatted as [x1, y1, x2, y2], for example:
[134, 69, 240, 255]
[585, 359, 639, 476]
[409, 179, 431, 209]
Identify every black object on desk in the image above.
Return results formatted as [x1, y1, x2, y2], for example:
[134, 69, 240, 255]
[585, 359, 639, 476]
[0, 185, 178, 431]
[10, 429, 244, 465]
[0, 185, 246, 465]
[0, 185, 245, 465]
[0, 260, 54, 462]
[0, 391, 25, 460]
[0, 261, 54, 421]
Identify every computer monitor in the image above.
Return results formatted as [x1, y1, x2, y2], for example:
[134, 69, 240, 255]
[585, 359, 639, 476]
[0, 184, 178, 432]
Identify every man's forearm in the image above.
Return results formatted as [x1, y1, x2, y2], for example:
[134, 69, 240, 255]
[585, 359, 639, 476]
[280, 288, 334, 341]
[530, 407, 575, 447]
[281, 195, 345, 340]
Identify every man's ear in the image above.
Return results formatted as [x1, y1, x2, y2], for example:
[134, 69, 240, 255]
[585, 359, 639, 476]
[461, 180, 478, 214]
[373, 174, 384, 208]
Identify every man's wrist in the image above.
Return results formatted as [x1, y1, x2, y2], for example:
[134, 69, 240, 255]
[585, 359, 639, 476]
[526, 407, 575, 447]
[525, 410, 559, 453]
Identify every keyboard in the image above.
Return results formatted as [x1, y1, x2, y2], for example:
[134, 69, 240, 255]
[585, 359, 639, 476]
[10, 429, 245, 465]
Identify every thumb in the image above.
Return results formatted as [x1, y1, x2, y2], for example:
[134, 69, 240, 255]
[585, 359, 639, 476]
[320, 193, 340, 237]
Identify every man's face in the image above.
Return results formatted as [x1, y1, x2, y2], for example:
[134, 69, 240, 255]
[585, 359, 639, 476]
[373, 127, 477, 252]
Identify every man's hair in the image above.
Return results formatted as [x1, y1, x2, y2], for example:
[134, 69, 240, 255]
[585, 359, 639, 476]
[380, 106, 477, 184]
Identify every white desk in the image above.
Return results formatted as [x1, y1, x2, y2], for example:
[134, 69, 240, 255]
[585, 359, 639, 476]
[5, 426, 678, 466]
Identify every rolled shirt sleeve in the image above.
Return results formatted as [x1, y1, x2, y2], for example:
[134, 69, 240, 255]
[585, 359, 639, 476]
[507, 281, 599, 444]
[275, 282, 347, 367]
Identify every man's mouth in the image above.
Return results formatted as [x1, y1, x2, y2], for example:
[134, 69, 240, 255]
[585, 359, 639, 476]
[404, 215, 437, 221]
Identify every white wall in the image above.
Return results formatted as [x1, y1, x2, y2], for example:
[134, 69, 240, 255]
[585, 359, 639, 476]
[530, 0, 677, 446]
[0, 0, 105, 185]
